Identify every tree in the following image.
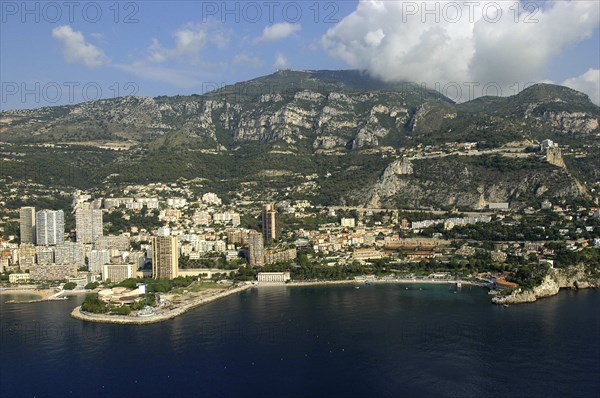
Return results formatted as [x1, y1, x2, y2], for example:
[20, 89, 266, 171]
[81, 294, 108, 313]
[117, 278, 138, 289]
[110, 306, 132, 315]
[63, 282, 77, 290]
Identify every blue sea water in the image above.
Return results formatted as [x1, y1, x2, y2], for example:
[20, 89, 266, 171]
[0, 284, 599, 398]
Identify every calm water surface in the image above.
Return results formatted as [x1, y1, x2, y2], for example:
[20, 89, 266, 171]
[1, 284, 599, 398]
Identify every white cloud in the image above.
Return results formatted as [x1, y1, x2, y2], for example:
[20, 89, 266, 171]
[233, 53, 263, 68]
[256, 22, 301, 43]
[149, 23, 230, 64]
[322, 1, 600, 100]
[118, 22, 230, 88]
[274, 53, 288, 69]
[561, 69, 600, 105]
[52, 25, 109, 67]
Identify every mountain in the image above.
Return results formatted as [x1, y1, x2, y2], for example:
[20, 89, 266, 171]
[1, 70, 599, 209]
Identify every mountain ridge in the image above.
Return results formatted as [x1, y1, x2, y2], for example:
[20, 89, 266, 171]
[1, 70, 599, 210]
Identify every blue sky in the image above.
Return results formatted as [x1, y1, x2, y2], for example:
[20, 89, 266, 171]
[1, 1, 599, 109]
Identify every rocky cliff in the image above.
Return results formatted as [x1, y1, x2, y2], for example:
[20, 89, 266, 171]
[1, 70, 598, 207]
[492, 265, 600, 305]
[359, 154, 584, 209]
[2, 71, 598, 150]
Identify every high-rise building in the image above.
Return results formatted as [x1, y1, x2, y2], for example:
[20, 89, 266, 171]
[94, 235, 130, 251]
[55, 242, 85, 266]
[18, 244, 36, 269]
[89, 249, 111, 273]
[35, 210, 64, 245]
[261, 203, 278, 241]
[247, 231, 264, 266]
[152, 236, 178, 279]
[226, 228, 248, 245]
[19, 207, 36, 244]
[35, 246, 55, 265]
[76, 208, 103, 244]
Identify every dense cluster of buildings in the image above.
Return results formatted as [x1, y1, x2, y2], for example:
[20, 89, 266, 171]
[2, 181, 598, 287]
[411, 215, 492, 231]
[4, 193, 298, 284]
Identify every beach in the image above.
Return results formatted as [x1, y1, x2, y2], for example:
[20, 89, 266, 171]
[1, 287, 93, 303]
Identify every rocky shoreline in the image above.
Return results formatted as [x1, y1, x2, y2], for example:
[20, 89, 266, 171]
[70, 284, 253, 325]
[492, 265, 599, 305]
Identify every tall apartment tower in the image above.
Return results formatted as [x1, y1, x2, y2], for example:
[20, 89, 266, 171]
[19, 207, 36, 244]
[55, 242, 85, 266]
[35, 210, 64, 245]
[248, 231, 265, 266]
[261, 203, 278, 241]
[76, 208, 103, 244]
[152, 236, 179, 279]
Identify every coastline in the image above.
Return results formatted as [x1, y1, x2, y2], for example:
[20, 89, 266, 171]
[1, 287, 92, 304]
[70, 284, 253, 325]
[278, 278, 476, 287]
[70, 279, 470, 325]
[491, 265, 600, 305]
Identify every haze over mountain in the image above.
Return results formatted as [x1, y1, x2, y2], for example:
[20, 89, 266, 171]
[1, 70, 599, 210]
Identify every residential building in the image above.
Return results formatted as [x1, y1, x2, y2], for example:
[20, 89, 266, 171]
[202, 192, 221, 205]
[192, 210, 211, 226]
[157, 226, 171, 237]
[18, 244, 36, 269]
[166, 198, 187, 208]
[19, 207, 36, 244]
[340, 218, 356, 228]
[102, 263, 136, 283]
[352, 248, 384, 260]
[264, 248, 297, 265]
[76, 208, 103, 244]
[89, 249, 111, 273]
[35, 246, 54, 265]
[55, 242, 85, 266]
[9, 273, 31, 283]
[262, 203, 278, 241]
[152, 236, 179, 279]
[94, 235, 130, 251]
[35, 210, 64, 245]
[491, 251, 508, 263]
[30, 263, 77, 281]
[226, 228, 248, 245]
[247, 231, 264, 266]
[213, 211, 241, 227]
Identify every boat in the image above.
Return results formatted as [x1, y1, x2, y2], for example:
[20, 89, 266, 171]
[355, 286, 360, 289]
[456, 280, 462, 288]
[503, 304, 509, 308]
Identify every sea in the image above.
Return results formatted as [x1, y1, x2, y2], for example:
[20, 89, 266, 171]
[1, 284, 599, 398]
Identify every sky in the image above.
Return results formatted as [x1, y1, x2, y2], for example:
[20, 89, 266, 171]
[1, 0, 599, 109]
